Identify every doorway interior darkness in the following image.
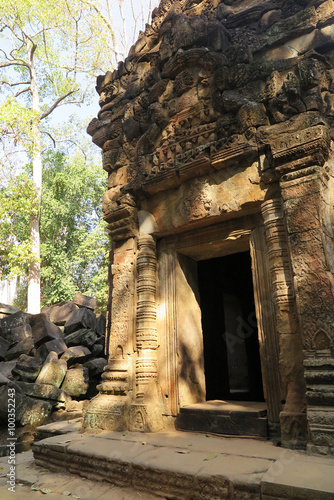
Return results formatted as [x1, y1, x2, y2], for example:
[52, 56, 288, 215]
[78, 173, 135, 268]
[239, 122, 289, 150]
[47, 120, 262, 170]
[197, 251, 265, 402]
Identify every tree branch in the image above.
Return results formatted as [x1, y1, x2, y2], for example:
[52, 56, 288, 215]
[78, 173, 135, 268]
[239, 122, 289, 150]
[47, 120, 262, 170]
[0, 60, 30, 70]
[41, 130, 56, 148]
[40, 90, 78, 120]
[14, 87, 30, 97]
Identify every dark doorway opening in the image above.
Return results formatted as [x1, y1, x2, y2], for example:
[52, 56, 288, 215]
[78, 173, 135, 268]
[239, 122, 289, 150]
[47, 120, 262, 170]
[197, 251, 264, 402]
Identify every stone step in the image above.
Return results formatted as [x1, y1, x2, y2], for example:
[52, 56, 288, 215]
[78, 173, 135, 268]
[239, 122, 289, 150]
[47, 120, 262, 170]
[31, 426, 334, 500]
[175, 400, 268, 438]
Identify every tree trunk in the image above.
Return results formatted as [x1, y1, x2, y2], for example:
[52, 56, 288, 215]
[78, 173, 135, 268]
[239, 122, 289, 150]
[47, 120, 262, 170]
[27, 42, 42, 314]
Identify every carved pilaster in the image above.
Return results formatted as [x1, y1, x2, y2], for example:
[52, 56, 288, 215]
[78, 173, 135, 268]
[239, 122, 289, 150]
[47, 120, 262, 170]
[262, 199, 307, 449]
[130, 235, 163, 432]
[83, 240, 135, 431]
[250, 225, 281, 440]
[280, 166, 334, 456]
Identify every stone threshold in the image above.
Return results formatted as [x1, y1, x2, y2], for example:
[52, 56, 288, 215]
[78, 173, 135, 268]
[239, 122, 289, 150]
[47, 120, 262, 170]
[176, 400, 268, 438]
[31, 421, 334, 500]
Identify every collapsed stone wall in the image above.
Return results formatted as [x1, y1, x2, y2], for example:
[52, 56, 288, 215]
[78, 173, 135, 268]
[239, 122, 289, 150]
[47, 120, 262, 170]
[87, 0, 334, 455]
[0, 295, 107, 454]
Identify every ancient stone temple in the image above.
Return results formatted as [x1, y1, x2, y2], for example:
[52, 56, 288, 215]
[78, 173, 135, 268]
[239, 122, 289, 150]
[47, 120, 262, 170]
[84, 0, 334, 456]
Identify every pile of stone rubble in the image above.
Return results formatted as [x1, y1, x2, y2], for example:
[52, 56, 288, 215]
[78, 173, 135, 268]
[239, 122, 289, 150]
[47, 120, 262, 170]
[0, 294, 107, 454]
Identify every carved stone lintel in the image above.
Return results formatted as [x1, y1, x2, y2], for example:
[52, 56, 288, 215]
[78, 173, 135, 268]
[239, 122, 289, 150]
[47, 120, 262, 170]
[211, 135, 257, 170]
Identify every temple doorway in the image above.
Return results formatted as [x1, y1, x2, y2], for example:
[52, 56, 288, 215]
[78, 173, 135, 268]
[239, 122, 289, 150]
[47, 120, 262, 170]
[158, 218, 281, 437]
[197, 252, 264, 403]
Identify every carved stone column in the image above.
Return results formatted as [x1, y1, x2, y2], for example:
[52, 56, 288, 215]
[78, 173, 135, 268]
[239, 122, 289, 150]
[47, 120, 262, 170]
[130, 235, 163, 432]
[280, 166, 334, 455]
[83, 239, 135, 431]
[262, 199, 307, 449]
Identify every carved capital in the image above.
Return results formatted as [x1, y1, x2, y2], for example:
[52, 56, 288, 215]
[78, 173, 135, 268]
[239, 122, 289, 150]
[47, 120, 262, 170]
[268, 125, 331, 177]
[103, 192, 138, 241]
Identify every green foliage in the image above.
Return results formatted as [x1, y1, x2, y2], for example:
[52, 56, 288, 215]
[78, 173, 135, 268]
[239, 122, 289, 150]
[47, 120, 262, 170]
[39, 150, 109, 311]
[0, 0, 116, 168]
[0, 150, 109, 311]
[0, 172, 38, 279]
[13, 276, 28, 311]
[0, 0, 118, 312]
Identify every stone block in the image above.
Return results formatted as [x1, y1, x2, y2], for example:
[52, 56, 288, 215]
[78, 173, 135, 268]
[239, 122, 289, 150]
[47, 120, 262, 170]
[61, 367, 89, 397]
[29, 312, 48, 328]
[48, 301, 79, 325]
[89, 343, 104, 357]
[0, 372, 10, 385]
[35, 351, 67, 388]
[14, 381, 71, 405]
[0, 360, 17, 379]
[0, 335, 10, 360]
[12, 354, 41, 381]
[73, 293, 97, 311]
[317, 0, 334, 26]
[61, 345, 91, 366]
[10, 324, 32, 344]
[262, 457, 334, 499]
[0, 311, 31, 339]
[285, 195, 321, 234]
[0, 303, 19, 316]
[64, 308, 96, 335]
[64, 328, 98, 348]
[32, 319, 63, 347]
[95, 313, 106, 336]
[0, 384, 52, 427]
[35, 338, 68, 363]
[5, 336, 34, 360]
[83, 358, 108, 376]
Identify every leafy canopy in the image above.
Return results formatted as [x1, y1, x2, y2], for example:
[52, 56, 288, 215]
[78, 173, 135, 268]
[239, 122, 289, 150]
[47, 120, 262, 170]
[0, 150, 109, 311]
[40, 150, 108, 309]
[0, 0, 115, 165]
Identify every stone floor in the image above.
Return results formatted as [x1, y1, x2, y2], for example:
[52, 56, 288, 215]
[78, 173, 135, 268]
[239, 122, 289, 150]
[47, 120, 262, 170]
[1, 420, 334, 499]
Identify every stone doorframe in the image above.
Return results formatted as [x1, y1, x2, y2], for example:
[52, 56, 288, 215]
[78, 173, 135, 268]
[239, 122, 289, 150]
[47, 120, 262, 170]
[157, 212, 285, 441]
[84, 156, 334, 454]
